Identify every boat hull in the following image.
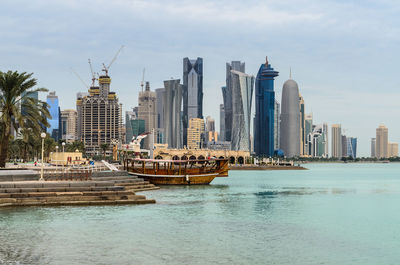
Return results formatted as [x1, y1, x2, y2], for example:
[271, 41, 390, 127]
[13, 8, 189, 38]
[130, 172, 218, 185]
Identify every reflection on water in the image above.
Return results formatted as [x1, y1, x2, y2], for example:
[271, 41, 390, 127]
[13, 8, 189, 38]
[2, 163, 400, 264]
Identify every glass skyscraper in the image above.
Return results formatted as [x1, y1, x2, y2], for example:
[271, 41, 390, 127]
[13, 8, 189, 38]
[183, 57, 203, 147]
[46, 91, 60, 141]
[347, 137, 357, 158]
[230, 70, 254, 151]
[254, 58, 279, 156]
[163, 79, 183, 149]
[222, 61, 245, 143]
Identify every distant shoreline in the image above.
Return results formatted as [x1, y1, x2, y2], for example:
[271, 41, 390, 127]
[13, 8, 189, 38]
[230, 165, 307, 170]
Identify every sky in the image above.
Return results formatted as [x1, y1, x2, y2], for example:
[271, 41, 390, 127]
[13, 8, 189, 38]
[1, 0, 400, 157]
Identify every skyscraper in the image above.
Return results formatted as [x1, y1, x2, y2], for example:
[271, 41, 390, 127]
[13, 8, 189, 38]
[331, 124, 342, 158]
[46, 91, 60, 141]
[163, 79, 183, 149]
[187, 118, 205, 149]
[125, 110, 145, 145]
[205, 116, 215, 132]
[254, 57, 279, 157]
[304, 114, 313, 155]
[219, 104, 225, 142]
[371, 138, 376, 158]
[346, 137, 357, 158]
[388, 142, 399, 157]
[60, 109, 77, 143]
[183, 57, 203, 147]
[341, 135, 347, 157]
[230, 70, 254, 151]
[155, 88, 165, 144]
[138, 82, 157, 149]
[76, 74, 122, 156]
[274, 100, 281, 151]
[376, 124, 388, 159]
[280, 79, 300, 157]
[299, 95, 305, 155]
[222, 61, 245, 142]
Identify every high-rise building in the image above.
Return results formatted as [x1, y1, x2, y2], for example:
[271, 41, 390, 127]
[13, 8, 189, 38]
[219, 104, 225, 142]
[182, 57, 203, 147]
[376, 124, 388, 158]
[274, 100, 280, 151]
[21, 91, 39, 116]
[163, 79, 183, 149]
[371, 138, 376, 158]
[125, 110, 145, 145]
[155, 88, 165, 144]
[304, 114, 313, 155]
[60, 109, 77, 143]
[187, 118, 205, 149]
[308, 124, 327, 157]
[280, 78, 300, 157]
[254, 57, 279, 157]
[47, 91, 60, 141]
[205, 116, 215, 132]
[331, 124, 342, 158]
[230, 70, 254, 151]
[138, 82, 157, 149]
[322, 123, 329, 157]
[346, 137, 357, 158]
[222, 61, 245, 142]
[76, 74, 122, 156]
[341, 135, 347, 157]
[388, 142, 399, 157]
[299, 95, 305, 155]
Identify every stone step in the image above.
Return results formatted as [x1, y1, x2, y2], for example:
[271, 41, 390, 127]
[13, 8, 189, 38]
[90, 176, 139, 181]
[0, 194, 146, 204]
[0, 181, 119, 189]
[0, 186, 125, 193]
[0, 190, 136, 198]
[0, 198, 155, 207]
[131, 186, 160, 192]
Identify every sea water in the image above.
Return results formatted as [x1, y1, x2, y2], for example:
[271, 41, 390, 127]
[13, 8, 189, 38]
[1, 163, 400, 265]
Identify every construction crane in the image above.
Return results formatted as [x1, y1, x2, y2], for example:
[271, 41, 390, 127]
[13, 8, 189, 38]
[102, 45, 124, 76]
[88, 59, 97, 87]
[140, 68, 145, 92]
[71, 68, 89, 89]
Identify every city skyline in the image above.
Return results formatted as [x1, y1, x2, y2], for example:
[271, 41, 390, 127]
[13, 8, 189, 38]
[2, 0, 400, 156]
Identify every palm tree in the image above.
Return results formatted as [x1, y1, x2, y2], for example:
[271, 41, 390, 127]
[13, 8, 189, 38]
[100, 143, 109, 159]
[0, 71, 50, 167]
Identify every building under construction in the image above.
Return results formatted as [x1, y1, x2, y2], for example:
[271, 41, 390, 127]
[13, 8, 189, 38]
[76, 74, 122, 156]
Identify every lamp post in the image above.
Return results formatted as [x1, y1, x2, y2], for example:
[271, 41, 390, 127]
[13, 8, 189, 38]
[40, 132, 46, 181]
[56, 145, 59, 174]
[62, 142, 65, 177]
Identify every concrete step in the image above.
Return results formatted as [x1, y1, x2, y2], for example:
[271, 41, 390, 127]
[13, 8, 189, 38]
[0, 194, 146, 204]
[0, 198, 155, 207]
[90, 176, 139, 181]
[0, 181, 119, 189]
[0, 186, 125, 193]
[130, 186, 160, 192]
[0, 190, 136, 198]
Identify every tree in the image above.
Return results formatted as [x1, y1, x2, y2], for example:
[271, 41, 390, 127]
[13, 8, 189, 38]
[0, 71, 50, 167]
[100, 143, 109, 159]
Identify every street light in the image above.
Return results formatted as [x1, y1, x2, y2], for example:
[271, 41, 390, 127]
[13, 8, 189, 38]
[40, 132, 46, 181]
[56, 145, 59, 174]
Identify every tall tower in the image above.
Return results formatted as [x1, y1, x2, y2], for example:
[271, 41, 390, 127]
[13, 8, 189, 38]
[183, 57, 203, 147]
[331, 124, 342, 158]
[187, 118, 205, 149]
[304, 114, 313, 155]
[222, 61, 245, 142]
[376, 124, 388, 158]
[46, 91, 60, 141]
[254, 57, 279, 157]
[280, 79, 300, 157]
[138, 82, 157, 149]
[219, 104, 225, 142]
[77, 74, 122, 156]
[299, 95, 305, 155]
[163, 79, 183, 149]
[60, 109, 77, 143]
[274, 100, 280, 151]
[230, 70, 254, 151]
[371, 138, 376, 158]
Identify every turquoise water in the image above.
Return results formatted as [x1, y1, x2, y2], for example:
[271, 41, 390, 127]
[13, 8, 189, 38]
[1, 163, 400, 265]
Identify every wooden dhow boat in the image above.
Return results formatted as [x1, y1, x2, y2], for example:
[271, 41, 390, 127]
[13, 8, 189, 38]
[124, 158, 229, 185]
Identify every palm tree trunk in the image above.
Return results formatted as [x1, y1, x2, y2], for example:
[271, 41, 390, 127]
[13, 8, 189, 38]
[0, 132, 10, 167]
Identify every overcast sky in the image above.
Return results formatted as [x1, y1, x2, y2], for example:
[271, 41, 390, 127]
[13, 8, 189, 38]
[1, 0, 400, 156]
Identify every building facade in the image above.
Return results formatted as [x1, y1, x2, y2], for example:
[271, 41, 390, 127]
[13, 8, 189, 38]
[274, 100, 280, 151]
[280, 79, 300, 157]
[138, 82, 157, 149]
[230, 70, 254, 151]
[346, 137, 357, 158]
[219, 104, 225, 142]
[388, 142, 399, 157]
[341, 135, 348, 157]
[331, 124, 342, 158]
[182, 57, 203, 147]
[76, 75, 122, 156]
[163, 79, 183, 149]
[155, 88, 165, 144]
[299, 95, 305, 155]
[304, 114, 313, 155]
[222, 61, 245, 142]
[254, 57, 279, 157]
[47, 91, 60, 141]
[371, 138, 376, 158]
[376, 124, 388, 158]
[187, 118, 205, 149]
[60, 109, 77, 143]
